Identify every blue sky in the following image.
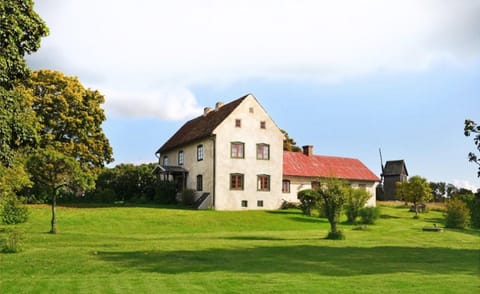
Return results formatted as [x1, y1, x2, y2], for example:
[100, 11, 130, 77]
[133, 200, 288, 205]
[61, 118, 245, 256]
[27, 1, 480, 190]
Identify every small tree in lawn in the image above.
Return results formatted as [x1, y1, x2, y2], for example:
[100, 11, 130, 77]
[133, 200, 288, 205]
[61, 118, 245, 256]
[344, 187, 371, 224]
[27, 148, 94, 233]
[317, 177, 347, 239]
[397, 176, 432, 218]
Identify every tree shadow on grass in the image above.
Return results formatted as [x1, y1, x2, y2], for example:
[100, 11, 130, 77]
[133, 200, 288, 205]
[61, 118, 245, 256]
[97, 245, 479, 276]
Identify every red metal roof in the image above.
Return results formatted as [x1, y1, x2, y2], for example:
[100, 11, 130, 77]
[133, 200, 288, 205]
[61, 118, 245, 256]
[283, 151, 380, 182]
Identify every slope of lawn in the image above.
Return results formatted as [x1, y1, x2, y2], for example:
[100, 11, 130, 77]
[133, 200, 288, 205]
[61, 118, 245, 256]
[0, 204, 479, 293]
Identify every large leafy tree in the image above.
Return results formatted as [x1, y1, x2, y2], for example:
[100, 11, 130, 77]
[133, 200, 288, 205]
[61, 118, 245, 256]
[23, 70, 114, 175]
[464, 119, 480, 177]
[282, 129, 302, 152]
[396, 176, 432, 218]
[27, 148, 94, 233]
[0, 0, 47, 168]
[0, 0, 49, 89]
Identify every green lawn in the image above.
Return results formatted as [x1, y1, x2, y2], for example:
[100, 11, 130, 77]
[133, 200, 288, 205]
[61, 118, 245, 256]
[1, 204, 479, 293]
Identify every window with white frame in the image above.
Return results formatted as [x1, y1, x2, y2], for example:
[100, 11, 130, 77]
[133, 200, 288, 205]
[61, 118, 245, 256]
[163, 156, 169, 166]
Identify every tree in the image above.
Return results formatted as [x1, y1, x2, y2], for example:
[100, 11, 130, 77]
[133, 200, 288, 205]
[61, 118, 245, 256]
[26, 148, 94, 233]
[22, 70, 114, 176]
[0, 0, 49, 89]
[297, 189, 320, 216]
[396, 176, 432, 218]
[281, 129, 302, 152]
[344, 187, 371, 223]
[317, 178, 347, 239]
[464, 119, 480, 177]
[429, 181, 446, 202]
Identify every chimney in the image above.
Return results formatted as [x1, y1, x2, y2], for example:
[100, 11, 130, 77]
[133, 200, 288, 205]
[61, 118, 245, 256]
[215, 102, 224, 110]
[203, 107, 213, 116]
[302, 145, 313, 156]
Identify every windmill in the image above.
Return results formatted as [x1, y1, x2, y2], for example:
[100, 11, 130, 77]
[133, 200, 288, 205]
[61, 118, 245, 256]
[376, 148, 385, 200]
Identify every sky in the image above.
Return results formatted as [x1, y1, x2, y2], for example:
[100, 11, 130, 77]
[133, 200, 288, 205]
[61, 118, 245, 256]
[27, 0, 480, 191]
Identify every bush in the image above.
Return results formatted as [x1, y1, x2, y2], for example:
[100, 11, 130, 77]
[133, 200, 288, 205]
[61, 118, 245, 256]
[280, 200, 299, 209]
[468, 196, 480, 228]
[326, 230, 346, 240]
[297, 189, 320, 216]
[154, 181, 176, 204]
[344, 188, 371, 224]
[181, 189, 196, 206]
[1, 197, 29, 224]
[359, 206, 381, 225]
[1, 229, 25, 253]
[445, 198, 470, 229]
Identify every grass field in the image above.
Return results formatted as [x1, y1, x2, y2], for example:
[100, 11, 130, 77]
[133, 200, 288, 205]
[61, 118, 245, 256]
[1, 203, 479, 293]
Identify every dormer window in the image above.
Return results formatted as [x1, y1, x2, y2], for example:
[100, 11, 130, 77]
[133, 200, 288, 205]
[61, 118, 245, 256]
[235, 119, 241, 128]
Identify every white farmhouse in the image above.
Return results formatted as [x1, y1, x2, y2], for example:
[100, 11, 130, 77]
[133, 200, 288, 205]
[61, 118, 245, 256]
[155, 93, 379, 210]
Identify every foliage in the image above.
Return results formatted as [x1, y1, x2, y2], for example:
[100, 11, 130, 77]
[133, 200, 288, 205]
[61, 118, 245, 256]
[344, 187, 371, 223]
[326, 230, 346, 240]
[155, 181, 177, 204]
[0, 0, 49, 89]
[445, 198, 470, 229]
[0, 156, 32, 200]
[280, 200, 300, 209]
[464, 119, 480, 177]
[22, 70, 114, 175]
[1, 228, 25, 253]
[281, 129, 302, 152]
[26, 148, 94, 233]
[317, 178, 347, 238]
[429, 181, 446, 202]
[0, 196, 29, 224]
[297, 189, 319, 216]
[469, 194, 480, 228]
[0, 88, 38, 167]
[181, 189, 196, 206]
[396, 176, 432, 218]
[359, 206, 381, 225]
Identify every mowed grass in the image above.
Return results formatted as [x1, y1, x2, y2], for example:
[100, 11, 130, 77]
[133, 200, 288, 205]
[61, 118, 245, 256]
[1, 204, 479, 293]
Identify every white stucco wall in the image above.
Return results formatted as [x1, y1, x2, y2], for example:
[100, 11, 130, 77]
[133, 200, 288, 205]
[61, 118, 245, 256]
[283, 176, 377, 207]
[213, 95, 284, 210]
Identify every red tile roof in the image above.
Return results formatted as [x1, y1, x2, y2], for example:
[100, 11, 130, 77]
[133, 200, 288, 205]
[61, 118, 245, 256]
[283, 151, 380, 182]
[156, 95, 248, 154]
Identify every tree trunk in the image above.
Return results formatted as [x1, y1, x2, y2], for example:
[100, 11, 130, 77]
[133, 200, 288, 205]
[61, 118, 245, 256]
[50, 193, 57, 234]
[330, 219, 338, 233]
[414, 202, 418, 218]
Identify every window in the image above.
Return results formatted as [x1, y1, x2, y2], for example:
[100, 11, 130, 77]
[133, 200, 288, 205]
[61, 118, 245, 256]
[163, 156, 169, 166]
[282, 180, 291, 193]
[257, 200, 264, 207]
[235, 119, 241, 128]
[311, 181, 320, 190]
[196, 175, 203, 191]
[241, 200, 248, 207]
[260, 121, 266, 129]
[230, 174, 244, 190]
[249, 107, 254, 113]
[257, 175, 270, 191]
[358, 183, 366, 190]
[257, 144, 270, 160]
[231, 142, 245, 158]
[178, 150, 184, 165]
[197, 145, 204, 161]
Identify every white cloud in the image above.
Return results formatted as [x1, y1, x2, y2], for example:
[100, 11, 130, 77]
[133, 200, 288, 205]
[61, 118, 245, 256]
[27, 0, 480, 120]
[452, 179, 479, 192]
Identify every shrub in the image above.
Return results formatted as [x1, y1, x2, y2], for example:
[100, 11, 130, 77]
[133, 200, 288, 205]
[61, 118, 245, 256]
[344, 188, 371, 223]
[154, 181, 176, 204]
[1, 197, 29, 224]
[326, 230, 346, 240]
[468, 196, 480, 228]
[297, 189, 320, 216]
[280, 200, 299, 209]
[445, 198, 470, 229]
[359, 206, 381, 225]
[1, 229, 25, 253]
[181, 189, 196, 206]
